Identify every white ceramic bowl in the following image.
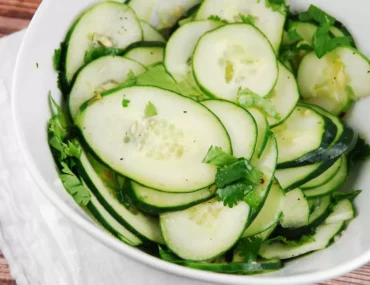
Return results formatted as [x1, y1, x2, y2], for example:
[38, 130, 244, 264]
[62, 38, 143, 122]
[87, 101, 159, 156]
[11, 0, 370, 284]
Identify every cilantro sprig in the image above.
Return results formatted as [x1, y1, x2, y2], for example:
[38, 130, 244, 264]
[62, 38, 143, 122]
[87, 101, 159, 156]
[203, 147, 264, 208]
[48, 93, 91, 205]
[234, 237, 263, 263]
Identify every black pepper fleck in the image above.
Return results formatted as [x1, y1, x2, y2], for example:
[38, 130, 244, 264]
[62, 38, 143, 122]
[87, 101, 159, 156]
[120, 158, 124, 161]
[183, 111, 187, 113]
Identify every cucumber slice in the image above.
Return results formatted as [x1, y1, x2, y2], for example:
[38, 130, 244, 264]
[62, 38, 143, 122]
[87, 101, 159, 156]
[249, 135, 278, 219]
[298, 47, 370, 115]
[128, 181, 213, 214]
[160, 198, 250, 261]
[275, 159, 338, 192]
[304, 156, 348, 198]
[77, 86, 231, 193]
[65, 2, 142, 84]
[280, 188, 309, 229]
[193, 24, 278, 101]
[325, 199, 354, 224]
[267, 62, 300, 127]
[248, 108, 270, 159]
[301, 156, 342, 190]
[243, 180, 284, 238]
[195, 0, 286, 52]
[275, 195, 332, 239]
[83, 181, 142, 246]
[68, 56, 146, 120]
[78, 151, 164, 244]
[273, 105, 336, 166]
[202, 100, 257, 159]
[165, 20, 223, 83]
[125, 44, 165, 67]
[259, 221, 344, 260]
[141, 21, 166, 42]
[130, 0, 202, 30]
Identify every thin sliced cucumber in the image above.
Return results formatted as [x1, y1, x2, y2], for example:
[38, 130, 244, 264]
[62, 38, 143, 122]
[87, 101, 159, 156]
[267, 62, 300, 127]
[275, 159, 338, 192]
[301, 157, 342, 190]
[160, 198, 250, 261]
[275, 195, 332, 239]
[303, 156, 348, 198]
[195, 0, 286, 52]
[141, 21, 166, 42]
[249, 108, 270, 159]
[298, 47, 370, 115]
[280, 188, 309, 229]
[83, 181, 142, 246]
[68, 56, 146, 120]
[243, 180, 284, 238]
[202, 100, 257, 159]
[273, 105, 337, 167]
[326, 199, 354, 224]
[128, 181, 213, 214]
[259, 221, 344, 260]
[255, 223, 278, 241]
[249, 135, 278, 219]
[125, 43, 165, 67]
[165, 20, 223, 83]
[64, 2, 142, 84]
[78, 151, 164, 244]
[193, 24, 278, 101]
[77, 86, 231, 193]
[130, 0, 202, 30]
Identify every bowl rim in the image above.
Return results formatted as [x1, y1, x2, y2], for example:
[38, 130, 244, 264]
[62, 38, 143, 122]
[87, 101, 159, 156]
[11, 0, 370, 284]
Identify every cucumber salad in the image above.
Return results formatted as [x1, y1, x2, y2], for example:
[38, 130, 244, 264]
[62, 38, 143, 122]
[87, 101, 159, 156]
[48, 0, 370, 275]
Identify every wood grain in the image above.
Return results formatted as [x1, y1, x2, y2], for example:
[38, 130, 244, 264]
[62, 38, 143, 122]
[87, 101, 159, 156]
[0, 1, 370, 285]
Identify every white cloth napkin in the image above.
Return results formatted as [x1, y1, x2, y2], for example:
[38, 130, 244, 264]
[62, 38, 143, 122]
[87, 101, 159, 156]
[0, 31, 211, 285]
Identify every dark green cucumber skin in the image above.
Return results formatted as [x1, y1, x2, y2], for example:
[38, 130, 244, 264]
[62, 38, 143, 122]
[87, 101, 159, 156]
[123, 41, 166, 54]
[179, 260, 283, 274]
[278, 127, 355, 169]
[75, 155, 159, 245]
[272, 201, 332, 240]
[277, 114, 338, 169]
[127, 182, 214, 215]
[283, 158, 339, 192]
[334, 20, 356, 48]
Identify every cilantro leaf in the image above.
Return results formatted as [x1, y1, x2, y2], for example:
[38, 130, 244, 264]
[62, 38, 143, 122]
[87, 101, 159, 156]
[53, 46, 62, 72]
[145, 101, 158, 118]
[60, 162, 91, 205]
[122, 97, 130, 108]
[84, 47, 122, 65]
[216, 159, 263, 188]
[348, 136, 370, 162]
[332, 190, 362, 203]
[237, 87, 281, 120]
[312, 24, 352, 58]
[121, 70, 137, 88]
[235, 237, 263, 263]
[265, 234, 315, 246]
[217, 183, 254, 207]
[240, 14, 256, 25]
[298, 5, 336, 26]
[265, 0, 287, 14]
[208, 15, 228, 23]
[202, 146, 238, 167]
[136, 64, 206, 100]
[244, 190, 260, 209]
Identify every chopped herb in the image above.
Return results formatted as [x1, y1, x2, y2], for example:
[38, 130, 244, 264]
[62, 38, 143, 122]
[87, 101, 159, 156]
[234, 237, 263, 263]
[208, 15, 228, 23]
[36, 62, 39, 69]
[217, 182, 254, 208]
[202, 146, 237, 167]
[240, 14, 256, 25]
[244, 190, 260, 208]
[145, 101, 158, 118]
[84, 47, 122, 65]
[348, 136, 370, 162]
[265, 0, 287, 14]
[332, 190, 362, 203]
[312, 24, 352, 58]
[120, 70, 137, 88]
[237, 87, 281, 120]
[122, 97, 130, 108]
[298, 5, 336, 26]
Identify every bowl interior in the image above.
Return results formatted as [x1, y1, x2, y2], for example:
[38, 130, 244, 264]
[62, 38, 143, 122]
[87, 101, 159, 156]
[12, 0, 370, 284]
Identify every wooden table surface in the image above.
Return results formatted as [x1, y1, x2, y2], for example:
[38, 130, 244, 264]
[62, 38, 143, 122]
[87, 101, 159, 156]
[1, 1, 370, 285]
